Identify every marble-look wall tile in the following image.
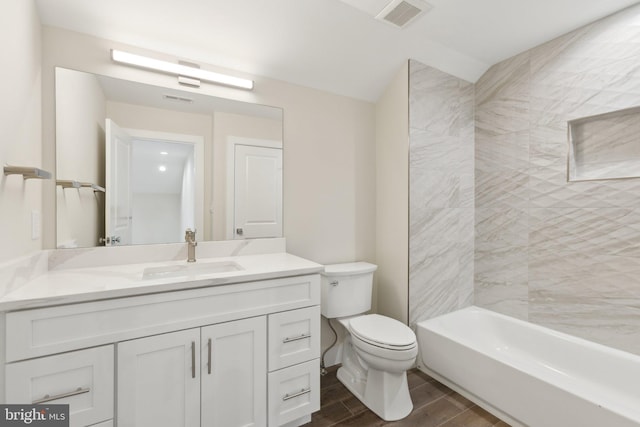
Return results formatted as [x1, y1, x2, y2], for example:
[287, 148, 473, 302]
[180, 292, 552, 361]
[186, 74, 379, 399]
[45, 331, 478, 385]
[476, 52, 531, 136]
[409, 229, 461, 324]
[458, 207, 475, 308]
[476, 128, 530, 172]
[410, 168, 460, 210]
[475, 3, 640, 356]
[475, 168, 529, 209]
[410, 64, 461, 137]
[410, 129, 462, 169]
[530, 168, 640, 208]
[475, 207, 528, 319]
[459, 82, 476, 210]
[475, 112, 530, 211]
[530, 17, 640, 128]
[408, 60, 475, 326]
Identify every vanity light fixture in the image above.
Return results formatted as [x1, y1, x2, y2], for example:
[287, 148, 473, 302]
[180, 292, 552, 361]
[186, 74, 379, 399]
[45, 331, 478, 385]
[111, 49, 254, 90]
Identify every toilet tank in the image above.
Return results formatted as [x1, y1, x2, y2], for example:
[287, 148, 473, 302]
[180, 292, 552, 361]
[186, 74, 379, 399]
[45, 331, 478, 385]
[320, 262, 378, 318]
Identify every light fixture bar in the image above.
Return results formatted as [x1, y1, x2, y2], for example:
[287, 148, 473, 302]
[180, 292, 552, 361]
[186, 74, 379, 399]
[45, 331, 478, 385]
[111, 49, 254, 90]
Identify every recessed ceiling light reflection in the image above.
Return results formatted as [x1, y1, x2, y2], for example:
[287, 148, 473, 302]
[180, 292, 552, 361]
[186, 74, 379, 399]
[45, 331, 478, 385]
[160, 151, 168, 155]
[158, 165, 167, 172]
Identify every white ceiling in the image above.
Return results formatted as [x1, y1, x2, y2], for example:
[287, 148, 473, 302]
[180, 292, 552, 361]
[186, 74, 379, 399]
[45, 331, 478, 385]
[131, 139, 192, 194]
[35, 0, 640, 102]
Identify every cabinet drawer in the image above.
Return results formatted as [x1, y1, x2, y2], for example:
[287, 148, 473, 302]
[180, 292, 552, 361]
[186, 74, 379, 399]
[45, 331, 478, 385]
[268, 306, 320, 371]
[5, 345, 114, 427]
[268, 359, 320, 427]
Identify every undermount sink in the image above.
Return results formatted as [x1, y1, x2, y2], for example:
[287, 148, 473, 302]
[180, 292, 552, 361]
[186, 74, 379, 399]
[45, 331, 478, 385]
[142, 260, 244, 280]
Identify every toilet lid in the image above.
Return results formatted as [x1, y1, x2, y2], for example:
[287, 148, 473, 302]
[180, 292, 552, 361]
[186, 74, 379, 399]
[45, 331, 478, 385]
[349, 314, 416, 349]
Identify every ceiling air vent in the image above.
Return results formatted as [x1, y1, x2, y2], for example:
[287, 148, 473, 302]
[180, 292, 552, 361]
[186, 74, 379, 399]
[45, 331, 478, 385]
[163, 94, 194, 103]
[376, 0, 431, 28]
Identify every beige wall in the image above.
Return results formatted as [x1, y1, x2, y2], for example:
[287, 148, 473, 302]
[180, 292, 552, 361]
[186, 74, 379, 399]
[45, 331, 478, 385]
[375, 62, 409, 323]
[41, 26, 376, 266]
[0, 0, 42, 262]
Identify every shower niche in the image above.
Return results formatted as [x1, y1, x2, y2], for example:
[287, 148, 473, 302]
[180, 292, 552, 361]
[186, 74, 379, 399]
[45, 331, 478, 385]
[568, 105, 640, 181]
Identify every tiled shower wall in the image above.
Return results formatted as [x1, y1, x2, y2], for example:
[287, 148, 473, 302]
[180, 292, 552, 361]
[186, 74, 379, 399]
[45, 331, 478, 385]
[475, 5, 640, 356]
[408, 60, 475, 327]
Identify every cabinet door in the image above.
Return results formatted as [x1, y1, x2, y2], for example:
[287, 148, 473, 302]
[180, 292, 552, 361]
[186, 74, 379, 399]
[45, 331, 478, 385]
[117, 329, 200, 427]
[201, 316, 267, 427]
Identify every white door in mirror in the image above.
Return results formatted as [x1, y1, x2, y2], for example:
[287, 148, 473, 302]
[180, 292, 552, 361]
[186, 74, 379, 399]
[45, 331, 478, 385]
[234, 144, 283, 239]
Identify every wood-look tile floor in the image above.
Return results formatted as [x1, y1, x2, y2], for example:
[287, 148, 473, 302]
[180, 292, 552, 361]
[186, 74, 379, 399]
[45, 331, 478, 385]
[305, 366, 510, 427]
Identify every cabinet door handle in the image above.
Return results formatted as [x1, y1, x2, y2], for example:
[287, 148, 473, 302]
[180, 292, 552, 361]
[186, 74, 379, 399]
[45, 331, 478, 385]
[283, 388, 311, 401]
[191, 341, 196, 379]
[207, 338, 212, 375]
[33, 387, 90, 404]
[283, 333, 311, 343]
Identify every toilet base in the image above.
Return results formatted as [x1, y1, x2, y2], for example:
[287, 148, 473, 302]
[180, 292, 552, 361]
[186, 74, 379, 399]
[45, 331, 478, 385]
[337, 338, 413, 421]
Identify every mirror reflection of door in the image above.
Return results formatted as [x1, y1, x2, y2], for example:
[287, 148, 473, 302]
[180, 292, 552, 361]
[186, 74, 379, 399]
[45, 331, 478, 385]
[227, 137, 283, 239]
[105, 119, 204, 245]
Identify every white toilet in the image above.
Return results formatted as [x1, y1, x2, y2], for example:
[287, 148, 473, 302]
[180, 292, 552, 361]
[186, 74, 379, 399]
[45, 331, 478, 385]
[321, 262, 417, 421]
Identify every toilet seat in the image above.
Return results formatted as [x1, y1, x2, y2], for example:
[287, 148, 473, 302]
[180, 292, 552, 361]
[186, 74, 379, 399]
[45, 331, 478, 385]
[349, 314, 416, 351]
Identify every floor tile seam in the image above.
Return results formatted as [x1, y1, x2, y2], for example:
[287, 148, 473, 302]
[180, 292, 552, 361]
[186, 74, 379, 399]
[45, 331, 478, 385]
[410, 393, 451, 413]
[408, 377, 439, 391]
[339, 399, 361, 417]
[322, 406, 353, 427]
[408, 380, 455, 408]
[432, 403, 479, 427]
[313, 400, 359, 426]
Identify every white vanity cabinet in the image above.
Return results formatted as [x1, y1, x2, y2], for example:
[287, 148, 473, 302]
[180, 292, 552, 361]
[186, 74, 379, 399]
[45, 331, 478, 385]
[117, 317, 267, 427]
[3, 273, 321, 427]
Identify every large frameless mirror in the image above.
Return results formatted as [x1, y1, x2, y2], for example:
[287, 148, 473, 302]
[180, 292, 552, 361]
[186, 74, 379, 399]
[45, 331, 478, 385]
[55, 67, 283, 248]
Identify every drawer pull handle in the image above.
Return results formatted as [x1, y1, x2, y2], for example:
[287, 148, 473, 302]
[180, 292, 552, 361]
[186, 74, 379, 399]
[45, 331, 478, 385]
[283, 388, 311, 401]
[207, 338, 212, 375]
[191, 341, 196, 379]
[283, 333, 311, 343]
[33, 387, 90, 404]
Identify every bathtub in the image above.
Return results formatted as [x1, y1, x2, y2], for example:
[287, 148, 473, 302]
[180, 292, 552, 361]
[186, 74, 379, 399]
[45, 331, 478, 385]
[416, 306, 640, 427]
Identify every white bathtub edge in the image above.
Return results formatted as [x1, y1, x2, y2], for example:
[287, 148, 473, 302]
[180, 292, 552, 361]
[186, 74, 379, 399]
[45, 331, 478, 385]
[416, 363, 525, 427]
[416, 306, 640, 426]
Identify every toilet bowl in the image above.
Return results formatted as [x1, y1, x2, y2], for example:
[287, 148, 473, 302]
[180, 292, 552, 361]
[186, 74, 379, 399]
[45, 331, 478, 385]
[321, 263, 417, 421]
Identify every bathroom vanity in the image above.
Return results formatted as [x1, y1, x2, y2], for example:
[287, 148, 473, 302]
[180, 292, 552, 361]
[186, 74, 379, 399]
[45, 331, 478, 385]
[0, 248, 322, 427]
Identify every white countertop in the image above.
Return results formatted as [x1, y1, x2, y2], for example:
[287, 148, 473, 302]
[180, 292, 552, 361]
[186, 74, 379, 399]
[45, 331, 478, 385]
[0, 253, 323, 311]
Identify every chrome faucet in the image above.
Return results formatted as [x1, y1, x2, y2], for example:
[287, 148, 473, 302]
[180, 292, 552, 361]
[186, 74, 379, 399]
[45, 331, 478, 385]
[185, 228, 197, 263]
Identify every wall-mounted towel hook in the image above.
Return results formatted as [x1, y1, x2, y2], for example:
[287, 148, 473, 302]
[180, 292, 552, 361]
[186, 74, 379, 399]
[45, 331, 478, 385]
[4, 165, 52, 180]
